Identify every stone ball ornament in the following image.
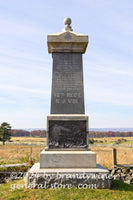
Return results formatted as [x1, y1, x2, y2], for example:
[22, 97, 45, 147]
[62, 17, 73, 32]
[64, 17, 72, 25]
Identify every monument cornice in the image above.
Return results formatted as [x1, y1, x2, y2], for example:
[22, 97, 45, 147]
[47, 31, 88, 53]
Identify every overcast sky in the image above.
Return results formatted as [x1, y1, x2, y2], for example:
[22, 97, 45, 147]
[0, 0, 133, 129]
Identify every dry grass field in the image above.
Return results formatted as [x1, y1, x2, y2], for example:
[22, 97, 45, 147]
[91, 146, 133, 167]
[0, 136, 133, 168]
[10, 137, 47, 143]
[0, 137, 133, 200]
[0, 145, 44, 165]
[8, 136, 133, 145]
[90, 137, 133, 145]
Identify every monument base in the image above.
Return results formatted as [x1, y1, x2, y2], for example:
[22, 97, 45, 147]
[24, 163, 112, 189]
[47, 114, 89, 149]
[40, 149, 96, 168]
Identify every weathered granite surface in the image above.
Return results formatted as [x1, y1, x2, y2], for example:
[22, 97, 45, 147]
[24, 163, 112, 189]
[51, 52, 85, 114]
[40, 150, 96, 168]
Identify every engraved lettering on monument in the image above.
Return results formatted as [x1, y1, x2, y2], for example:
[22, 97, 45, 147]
[51, 53, 85, 114]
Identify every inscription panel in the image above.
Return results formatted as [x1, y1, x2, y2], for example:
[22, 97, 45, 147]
[48, 120, 87, 148]
[51, 53, 85, 114]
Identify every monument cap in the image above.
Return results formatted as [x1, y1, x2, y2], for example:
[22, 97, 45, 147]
[47, 18, 88, 53]
[62, 17, 73, 32]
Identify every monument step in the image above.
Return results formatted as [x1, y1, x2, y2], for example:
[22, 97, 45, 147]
[24, 163, 111, 189]
[40, 149, 96, 168]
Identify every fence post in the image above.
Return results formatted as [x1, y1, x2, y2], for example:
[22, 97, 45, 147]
[30, 147, 32, 162]
[112, 148, 117, 167]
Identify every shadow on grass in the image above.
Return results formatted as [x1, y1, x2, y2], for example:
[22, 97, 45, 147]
[111, 179, 133, 192]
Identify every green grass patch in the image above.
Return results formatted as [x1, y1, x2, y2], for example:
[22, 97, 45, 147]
[0, 165, 29, 172]
[0, 179, 133, 200]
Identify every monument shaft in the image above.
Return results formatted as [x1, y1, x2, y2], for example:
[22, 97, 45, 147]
[51, 52, 85, 114]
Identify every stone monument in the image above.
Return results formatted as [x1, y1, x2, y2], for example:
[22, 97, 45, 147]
[25, 18, 111, 189]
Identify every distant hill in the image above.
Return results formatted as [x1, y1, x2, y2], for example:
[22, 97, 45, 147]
[89, 128, 133, 132]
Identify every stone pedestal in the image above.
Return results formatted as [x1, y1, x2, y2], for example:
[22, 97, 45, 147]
[40, 150, 96, 168]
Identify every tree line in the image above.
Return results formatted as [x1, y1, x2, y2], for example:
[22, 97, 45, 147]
[89, 131, 133, 138]
[11, 130, 133, 138]
[11, 129, 46, 137]
[0, 122, 133, 145]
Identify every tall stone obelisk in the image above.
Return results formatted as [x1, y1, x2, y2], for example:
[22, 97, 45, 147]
[40, 18, 96, 168]
[25, 18, 111, 189]
[47, 18, 89, 150]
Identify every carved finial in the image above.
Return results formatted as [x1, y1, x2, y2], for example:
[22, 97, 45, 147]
[62, 17, 73, 32]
